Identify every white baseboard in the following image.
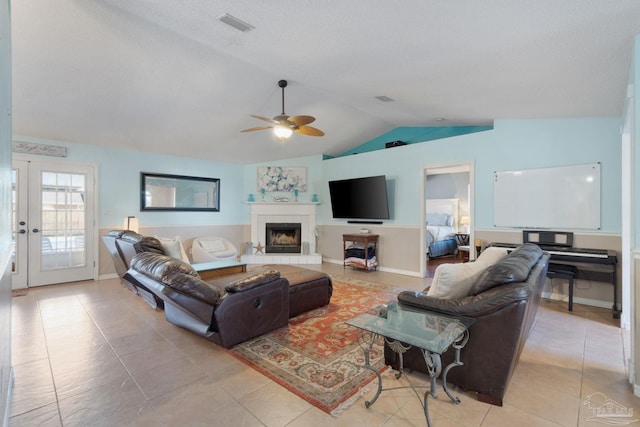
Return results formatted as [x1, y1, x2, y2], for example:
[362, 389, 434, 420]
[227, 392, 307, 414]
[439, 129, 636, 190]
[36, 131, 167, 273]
[323, 258, 422, 278]
[542, 291, 615, 311]
[377, 266, 422, 278]
[98, 273, 119, 281]
[3, 367, 13, 427]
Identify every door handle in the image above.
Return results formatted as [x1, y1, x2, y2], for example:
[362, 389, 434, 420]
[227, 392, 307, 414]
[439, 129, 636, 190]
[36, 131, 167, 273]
[32, 228, 39, 233]
[18, 229, 26, 234]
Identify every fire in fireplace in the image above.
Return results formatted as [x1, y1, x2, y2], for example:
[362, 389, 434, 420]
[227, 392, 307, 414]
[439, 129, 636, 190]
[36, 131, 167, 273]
[265, 223, 302, 254]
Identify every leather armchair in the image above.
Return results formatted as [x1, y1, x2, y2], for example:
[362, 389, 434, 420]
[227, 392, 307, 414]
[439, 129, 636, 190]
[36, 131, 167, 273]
[384, 244, 550, 406]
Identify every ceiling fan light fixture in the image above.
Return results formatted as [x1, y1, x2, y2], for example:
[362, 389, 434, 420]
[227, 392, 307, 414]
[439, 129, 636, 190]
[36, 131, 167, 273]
[273, 125, 293, 140]
[241, 79, 324, 139]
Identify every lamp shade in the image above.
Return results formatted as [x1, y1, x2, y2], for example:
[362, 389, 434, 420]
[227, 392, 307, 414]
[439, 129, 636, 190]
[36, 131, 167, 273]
[123, 216, 139, 233]
[459, 216, 470, 233]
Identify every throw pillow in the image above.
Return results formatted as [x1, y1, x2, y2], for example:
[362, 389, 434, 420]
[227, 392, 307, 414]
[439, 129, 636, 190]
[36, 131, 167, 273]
[200, 238, 227, 253]
[475, 246, 509, 266]
[156, 236, 190, 263]
[427, 261, 486, 299]
[468, 243, 543, 296]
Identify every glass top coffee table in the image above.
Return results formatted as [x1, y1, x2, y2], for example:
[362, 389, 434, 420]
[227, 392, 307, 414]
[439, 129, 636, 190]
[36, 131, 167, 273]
[346, 301, 475, 426]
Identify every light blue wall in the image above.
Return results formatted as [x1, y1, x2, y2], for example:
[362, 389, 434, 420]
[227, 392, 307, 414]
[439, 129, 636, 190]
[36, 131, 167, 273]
[14, 115, 622, 234]
[321, 118, 622, 232]
[13, 136, 247, 227]
[634, 35, 640, 248]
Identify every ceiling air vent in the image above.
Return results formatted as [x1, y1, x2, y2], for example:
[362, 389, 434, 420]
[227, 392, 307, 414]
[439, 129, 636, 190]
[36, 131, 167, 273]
[218, 13, 255, 33]
[375, 95, 395, 102]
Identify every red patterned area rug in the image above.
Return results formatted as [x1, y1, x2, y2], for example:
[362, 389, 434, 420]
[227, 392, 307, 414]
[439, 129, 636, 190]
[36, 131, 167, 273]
[227, 275, 403, 416]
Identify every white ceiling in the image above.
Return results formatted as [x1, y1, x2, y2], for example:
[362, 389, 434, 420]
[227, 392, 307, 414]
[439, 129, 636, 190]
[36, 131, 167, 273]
[11, 1, 640, 164]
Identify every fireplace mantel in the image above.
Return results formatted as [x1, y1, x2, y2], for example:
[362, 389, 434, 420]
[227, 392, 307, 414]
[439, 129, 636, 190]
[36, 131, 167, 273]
[242, 202, 321, 264]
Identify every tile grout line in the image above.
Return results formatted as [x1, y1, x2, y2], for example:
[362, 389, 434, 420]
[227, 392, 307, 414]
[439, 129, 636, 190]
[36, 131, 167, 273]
[69, 285, 163, 422]
[34, 293, 65, 427]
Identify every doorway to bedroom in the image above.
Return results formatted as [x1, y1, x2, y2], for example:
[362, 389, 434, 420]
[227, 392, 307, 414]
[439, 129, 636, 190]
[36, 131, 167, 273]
[421, 162, 474, 278]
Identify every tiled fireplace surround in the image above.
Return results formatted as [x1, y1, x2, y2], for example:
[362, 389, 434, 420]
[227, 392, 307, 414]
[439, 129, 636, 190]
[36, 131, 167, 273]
[241, 202, 322, 264]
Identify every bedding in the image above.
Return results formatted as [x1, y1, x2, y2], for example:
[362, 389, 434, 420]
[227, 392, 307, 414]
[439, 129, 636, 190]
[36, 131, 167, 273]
[425, 214, 457, 257]
[428, 237, 457, 258]
[425, 198, 461, 258]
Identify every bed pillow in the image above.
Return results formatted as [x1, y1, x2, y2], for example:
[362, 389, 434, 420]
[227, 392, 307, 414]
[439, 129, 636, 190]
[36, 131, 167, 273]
[156, 236, 190, 263]
[426, 213, 451, 226]
[426, 261, 486, 299]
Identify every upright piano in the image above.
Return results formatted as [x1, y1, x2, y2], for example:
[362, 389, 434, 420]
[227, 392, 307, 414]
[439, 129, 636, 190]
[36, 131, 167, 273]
[490, 230, 618, 319]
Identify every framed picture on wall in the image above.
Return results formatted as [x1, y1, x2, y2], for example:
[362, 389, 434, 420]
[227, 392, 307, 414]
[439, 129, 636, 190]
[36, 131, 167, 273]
[257, 166, 307, 192]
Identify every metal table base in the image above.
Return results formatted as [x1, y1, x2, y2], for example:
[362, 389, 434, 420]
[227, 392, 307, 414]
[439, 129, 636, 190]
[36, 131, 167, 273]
[356, 330, 469, 426]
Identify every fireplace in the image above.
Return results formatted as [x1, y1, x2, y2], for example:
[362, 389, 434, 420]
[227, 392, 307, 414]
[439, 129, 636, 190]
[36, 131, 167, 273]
[266, 223, 302, 254]
[243, 202, 321, 264]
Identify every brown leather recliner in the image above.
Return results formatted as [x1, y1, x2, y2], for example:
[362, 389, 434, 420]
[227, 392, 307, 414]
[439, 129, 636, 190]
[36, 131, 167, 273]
[125, 252, 290, 348]
[102, 230, 166, 308]
[384, 244, 549, 406]
[102, 230, 131, 290]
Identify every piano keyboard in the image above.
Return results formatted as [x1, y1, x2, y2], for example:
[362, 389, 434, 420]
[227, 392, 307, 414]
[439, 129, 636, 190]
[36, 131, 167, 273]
[544, 248, 609, 259]
[490, 243, 611, 259]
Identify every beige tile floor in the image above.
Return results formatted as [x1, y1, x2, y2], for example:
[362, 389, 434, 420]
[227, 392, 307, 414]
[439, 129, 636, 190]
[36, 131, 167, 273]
[9, 263, 636, 426]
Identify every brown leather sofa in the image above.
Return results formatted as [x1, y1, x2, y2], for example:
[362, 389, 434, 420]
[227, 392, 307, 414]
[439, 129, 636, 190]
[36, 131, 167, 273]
[102, 230, 333, 347]
[126, 252, 290, 348]
[103, 230, 333, 315]
[384, 243, 550, 406]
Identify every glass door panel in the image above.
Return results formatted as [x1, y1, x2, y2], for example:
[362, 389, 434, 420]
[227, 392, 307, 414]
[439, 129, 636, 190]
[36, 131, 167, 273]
[12, 157, 96, 288]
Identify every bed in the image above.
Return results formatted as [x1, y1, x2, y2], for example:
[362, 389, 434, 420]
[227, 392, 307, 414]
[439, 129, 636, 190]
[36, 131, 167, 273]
[425, 198, 459, 258]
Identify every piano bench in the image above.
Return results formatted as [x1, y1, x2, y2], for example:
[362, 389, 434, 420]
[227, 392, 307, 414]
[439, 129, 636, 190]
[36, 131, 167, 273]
[547, 263, 579, 312]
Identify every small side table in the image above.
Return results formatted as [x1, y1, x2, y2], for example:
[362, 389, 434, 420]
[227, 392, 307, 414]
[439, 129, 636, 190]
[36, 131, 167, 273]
[192, 260, 246, 280]
[347, 302, 475, 426]
[343, 234, 379, 271]
[455, 233, 470, 262]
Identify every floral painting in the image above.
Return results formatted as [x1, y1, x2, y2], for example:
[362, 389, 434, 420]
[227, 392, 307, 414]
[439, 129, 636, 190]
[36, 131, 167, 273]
[257, 166, 307, 192]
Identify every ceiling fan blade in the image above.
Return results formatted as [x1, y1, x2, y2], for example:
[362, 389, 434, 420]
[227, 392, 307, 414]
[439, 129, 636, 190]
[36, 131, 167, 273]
[295, 125, 324, 137]
[250, 115, 279, 124]
[288, 115, 316, 126]
[241, 125, 273, 132]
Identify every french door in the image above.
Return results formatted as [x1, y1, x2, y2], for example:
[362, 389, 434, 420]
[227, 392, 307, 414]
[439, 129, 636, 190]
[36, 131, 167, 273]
[12, 157, 97, 288]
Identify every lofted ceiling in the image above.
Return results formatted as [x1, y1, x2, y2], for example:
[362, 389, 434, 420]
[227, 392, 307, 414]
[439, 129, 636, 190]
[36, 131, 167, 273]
[10, 1, 640, 164]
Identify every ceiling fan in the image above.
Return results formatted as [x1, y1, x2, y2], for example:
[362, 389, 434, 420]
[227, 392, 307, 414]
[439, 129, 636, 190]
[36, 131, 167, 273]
[241, 80, 324, 141]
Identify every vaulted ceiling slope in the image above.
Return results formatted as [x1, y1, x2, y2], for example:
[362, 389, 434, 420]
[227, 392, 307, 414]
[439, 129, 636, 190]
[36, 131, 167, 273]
[11, 1, 640, 164]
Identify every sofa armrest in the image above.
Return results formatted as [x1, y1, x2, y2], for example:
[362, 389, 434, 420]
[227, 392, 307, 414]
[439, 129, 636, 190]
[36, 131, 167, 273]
[224, 270, 281, 293]
[164, 273, 222, 305]
[398, 284, 531, 318]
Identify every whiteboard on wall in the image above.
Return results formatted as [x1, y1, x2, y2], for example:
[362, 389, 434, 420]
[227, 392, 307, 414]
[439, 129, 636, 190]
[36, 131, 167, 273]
[493, 163, 601, 229]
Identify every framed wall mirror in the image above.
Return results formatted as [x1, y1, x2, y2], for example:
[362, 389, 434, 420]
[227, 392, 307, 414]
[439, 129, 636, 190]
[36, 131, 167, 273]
[141, 172, 220, 211]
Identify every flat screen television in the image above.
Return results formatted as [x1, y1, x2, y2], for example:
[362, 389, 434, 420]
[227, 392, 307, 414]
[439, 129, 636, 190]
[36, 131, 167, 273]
[328, 175, 390, 222]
